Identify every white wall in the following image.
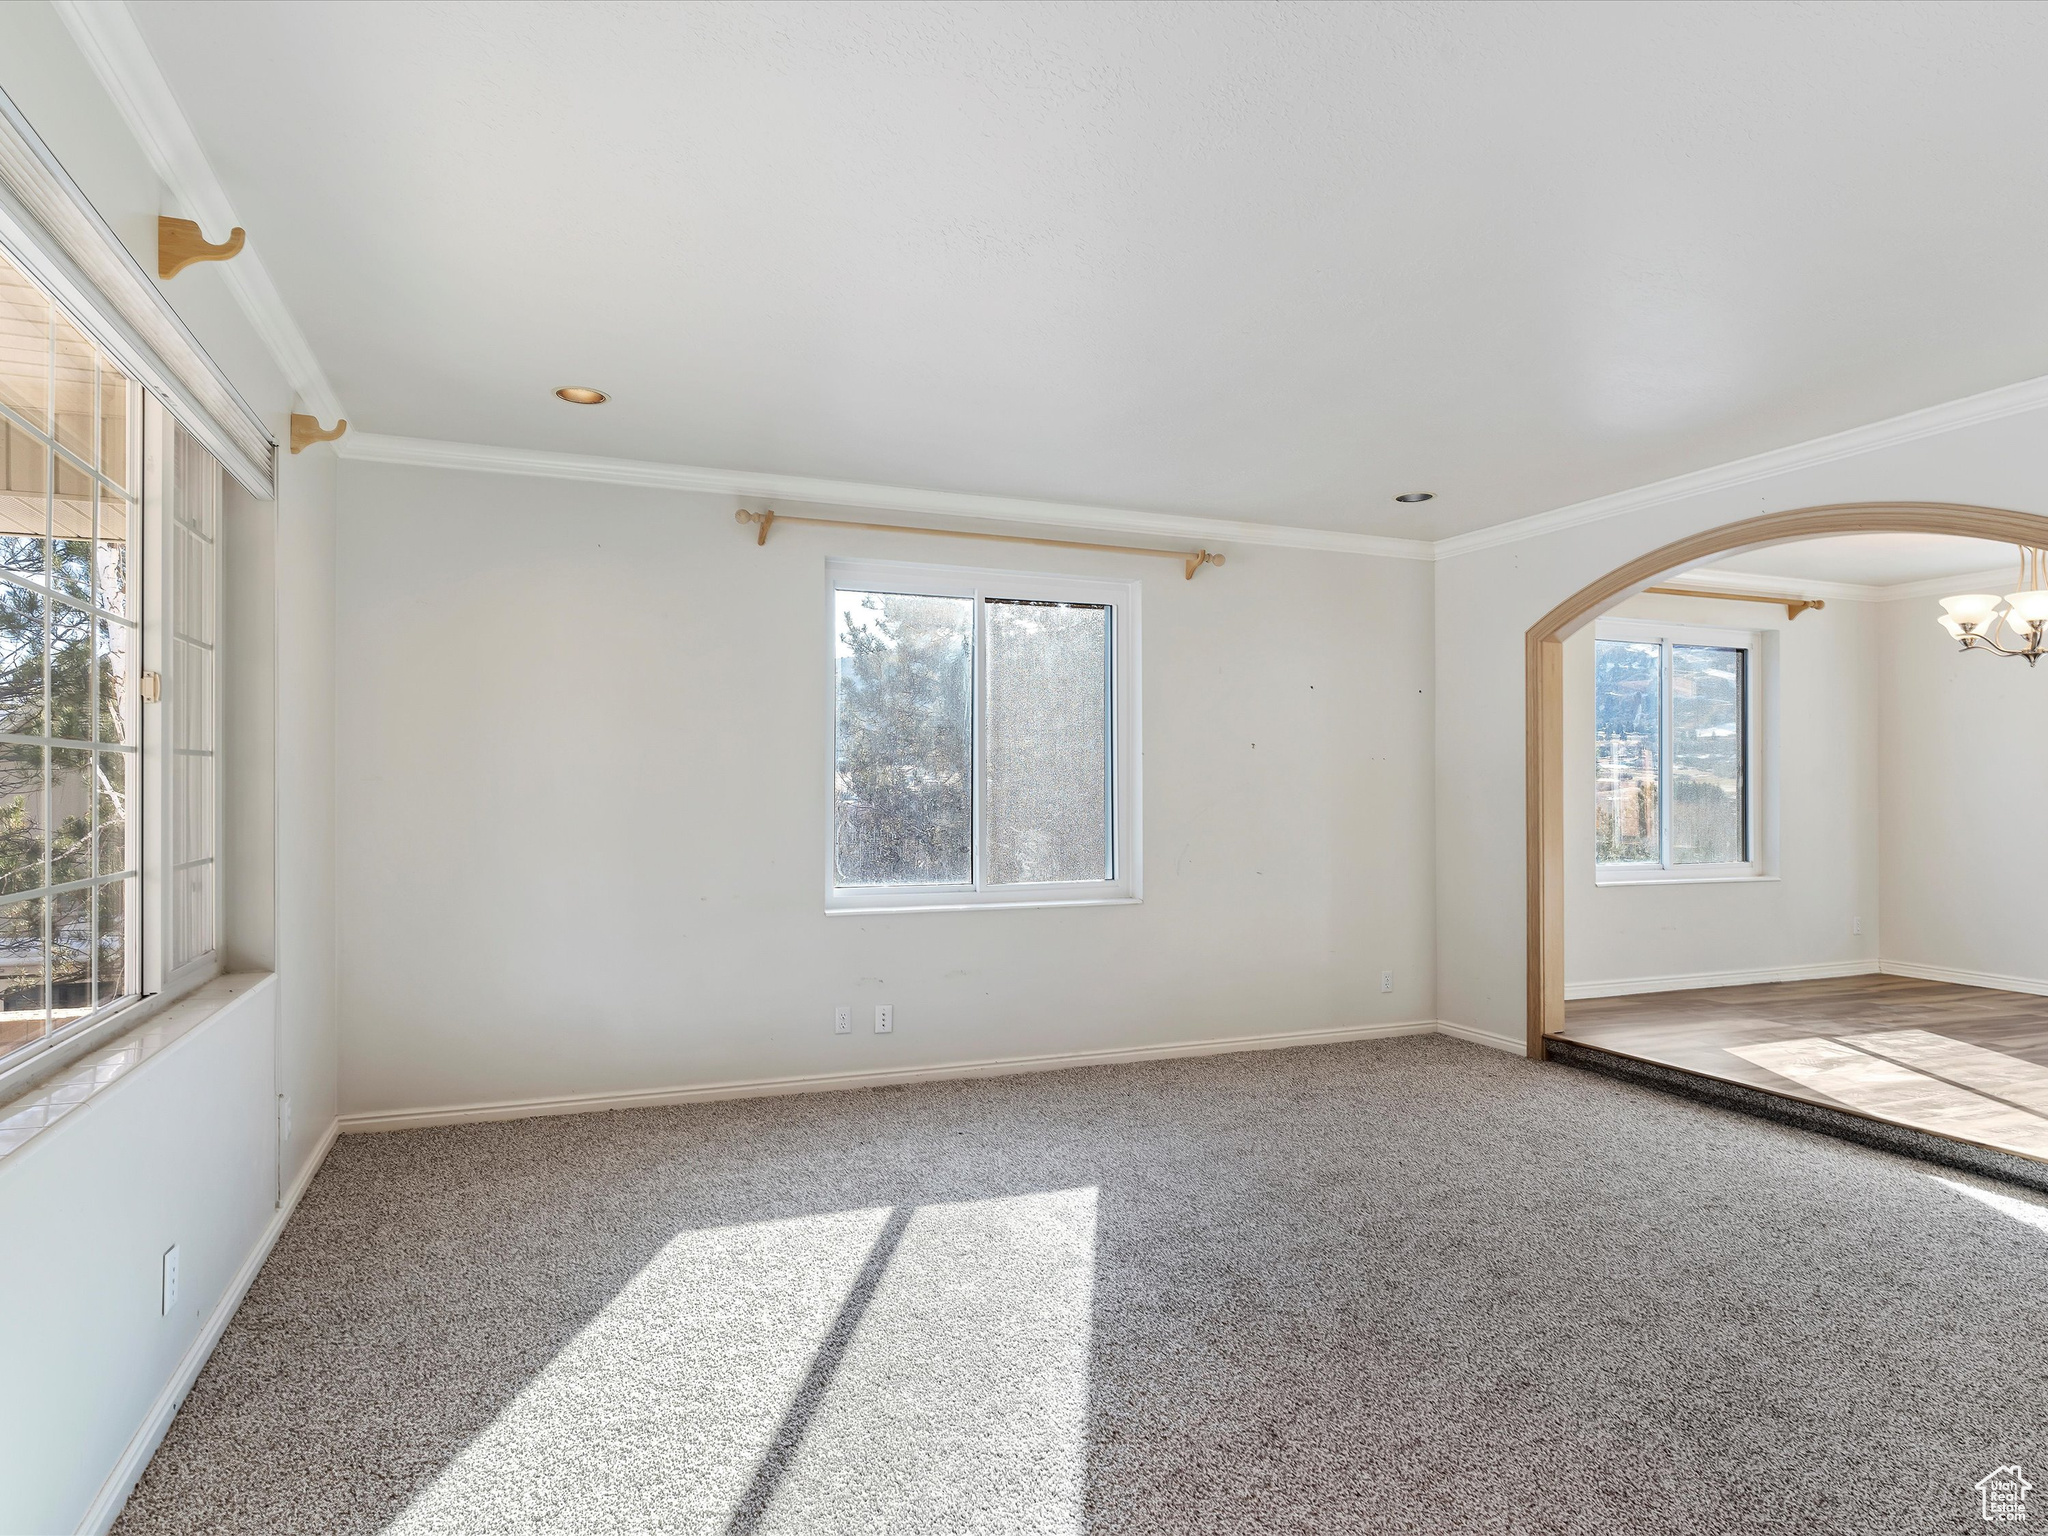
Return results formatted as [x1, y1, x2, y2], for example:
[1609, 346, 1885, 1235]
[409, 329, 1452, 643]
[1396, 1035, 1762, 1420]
[274, 442, 338, 1180]
[332, 461, 1437, 1117]
[1563, 591, 1881, 992]
[1435, 403, 2048, 1044]
[0, 7, 339, 1528]
[1879, 591, 2048, 990]
[0, 979, 276, 1536]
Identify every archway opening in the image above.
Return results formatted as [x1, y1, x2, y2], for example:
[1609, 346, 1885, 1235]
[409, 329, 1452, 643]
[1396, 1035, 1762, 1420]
[1525, 503, 2048, 1179]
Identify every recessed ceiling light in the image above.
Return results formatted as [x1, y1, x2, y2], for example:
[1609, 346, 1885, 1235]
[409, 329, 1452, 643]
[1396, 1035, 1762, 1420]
[555, 386, 608, 405]
[1395, 491, 1434, 503]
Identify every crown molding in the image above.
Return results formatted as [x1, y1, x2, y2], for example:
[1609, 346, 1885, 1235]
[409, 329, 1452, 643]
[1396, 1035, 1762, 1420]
[54, 0, 347, 425]
[337, 432, 1439, 560]
[1433, 371, 2048, 561]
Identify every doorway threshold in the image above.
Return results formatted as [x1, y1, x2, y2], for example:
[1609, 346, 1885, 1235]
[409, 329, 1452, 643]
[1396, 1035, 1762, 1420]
[1549, 1036, 2048, 1195]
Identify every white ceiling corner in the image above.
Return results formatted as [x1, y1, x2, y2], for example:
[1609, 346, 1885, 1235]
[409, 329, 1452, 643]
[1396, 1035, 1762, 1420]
[1431, 370, 2048, 562]
[53, 0, 346, 425]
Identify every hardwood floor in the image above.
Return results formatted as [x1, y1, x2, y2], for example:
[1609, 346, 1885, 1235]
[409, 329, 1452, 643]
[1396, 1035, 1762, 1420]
[1557, 974, 2048, 1163]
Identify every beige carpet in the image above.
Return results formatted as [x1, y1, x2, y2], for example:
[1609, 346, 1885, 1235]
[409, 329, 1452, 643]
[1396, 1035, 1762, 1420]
[115, 1035, 2048, 1534]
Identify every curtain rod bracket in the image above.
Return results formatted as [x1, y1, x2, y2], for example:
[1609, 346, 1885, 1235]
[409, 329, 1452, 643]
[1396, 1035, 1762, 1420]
[289, 413, 346, 454]
[157, 216, 245, 278]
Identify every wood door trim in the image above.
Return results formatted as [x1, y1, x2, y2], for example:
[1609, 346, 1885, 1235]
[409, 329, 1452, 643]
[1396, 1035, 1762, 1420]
[1524, 501, 2048, 1059]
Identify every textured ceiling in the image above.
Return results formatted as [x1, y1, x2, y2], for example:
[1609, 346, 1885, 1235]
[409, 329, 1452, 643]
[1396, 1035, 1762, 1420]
[131, 1, 2048, 541]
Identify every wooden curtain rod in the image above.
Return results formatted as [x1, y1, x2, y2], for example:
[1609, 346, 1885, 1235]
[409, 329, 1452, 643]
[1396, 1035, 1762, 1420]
[1642, 585, 1824, 620]
[736, 508, 1225, 580]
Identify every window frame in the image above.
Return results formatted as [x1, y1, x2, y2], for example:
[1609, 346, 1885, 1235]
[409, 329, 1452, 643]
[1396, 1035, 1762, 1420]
[1593, 616, 1767, 886]
[824, 557, 1141, 914]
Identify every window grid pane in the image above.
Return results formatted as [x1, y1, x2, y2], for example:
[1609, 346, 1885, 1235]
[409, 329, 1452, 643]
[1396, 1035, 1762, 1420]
[1671, 645, 1746, 865]
[984, 599, 1110, 885]
[1594, 639, 1662, 865]
[833, 590, 974, 887]
[0, 894, 44, 1054]
[0, 260, 50, 432]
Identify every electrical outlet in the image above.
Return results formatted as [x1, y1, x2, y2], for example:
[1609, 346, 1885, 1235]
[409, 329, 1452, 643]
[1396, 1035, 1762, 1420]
[833, 1005, 851, 1035]
[875, 1004, 893, 1035]
[161, 1245, 178, 1316]
[1853, 916, 1863, 935]
[278, 1094, 292, 1149]
[1380, 970, 1394, 994]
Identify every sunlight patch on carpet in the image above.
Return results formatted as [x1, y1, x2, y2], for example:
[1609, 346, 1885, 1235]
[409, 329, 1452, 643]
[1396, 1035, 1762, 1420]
[747, 1186, 1098, 1536]
[381, 1187, 1098, 1535]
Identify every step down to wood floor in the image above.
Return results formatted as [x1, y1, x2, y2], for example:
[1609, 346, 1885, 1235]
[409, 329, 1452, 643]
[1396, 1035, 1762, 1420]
[1547, 1036, 2048, 1195]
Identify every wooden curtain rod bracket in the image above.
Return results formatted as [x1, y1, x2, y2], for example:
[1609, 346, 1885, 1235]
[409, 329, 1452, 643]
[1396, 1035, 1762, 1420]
[735, 507, 1222, 576]
[157, 216, 245, 279]
[1643, 585, 1824, 620]
[289, 413, 347, 454]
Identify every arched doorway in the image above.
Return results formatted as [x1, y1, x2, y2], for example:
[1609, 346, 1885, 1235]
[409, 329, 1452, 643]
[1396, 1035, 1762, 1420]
[1524, 501, 2048, 1059]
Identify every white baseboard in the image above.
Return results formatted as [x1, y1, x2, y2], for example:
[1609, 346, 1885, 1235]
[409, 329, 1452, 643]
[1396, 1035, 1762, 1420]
[1878, 959, 2048, 998]
[1564, 959, 1879, 1001]
[339, 1020, 1461, 1133]
[78, 1117, 340, 1536]
[1432, 1019, 1525, 1054]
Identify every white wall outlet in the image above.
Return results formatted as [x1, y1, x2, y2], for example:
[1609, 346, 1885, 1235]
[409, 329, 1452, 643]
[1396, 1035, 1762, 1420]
[875, 1004, 893, 1034]
[1853, 916, 1863, 935]
[1380, 970, 1394, 994]
[834, 1005, 851, 1035]
[161, 1245, 179, 1316]
[278, 1094, 292, 1148]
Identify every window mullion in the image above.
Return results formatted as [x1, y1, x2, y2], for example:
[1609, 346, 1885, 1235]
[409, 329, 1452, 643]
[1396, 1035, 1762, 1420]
[1103, 606, 1116, 881]
[1660, 638, 1674, 870]
[971, 588, 987, 893]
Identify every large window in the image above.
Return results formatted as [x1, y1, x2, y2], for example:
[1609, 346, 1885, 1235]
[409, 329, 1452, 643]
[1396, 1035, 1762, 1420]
[0, 254, 140, 1064]
[828, 560, 1139, 911]
[1594, 619, 1761, 882]
[0, 245, 220, 1080]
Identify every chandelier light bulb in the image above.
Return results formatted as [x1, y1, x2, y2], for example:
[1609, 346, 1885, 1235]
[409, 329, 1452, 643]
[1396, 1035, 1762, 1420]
[1940, 593, 2000, 625]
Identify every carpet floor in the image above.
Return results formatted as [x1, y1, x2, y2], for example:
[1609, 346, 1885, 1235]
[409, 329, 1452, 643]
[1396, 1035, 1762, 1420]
[114, 1035, 2048, 1535]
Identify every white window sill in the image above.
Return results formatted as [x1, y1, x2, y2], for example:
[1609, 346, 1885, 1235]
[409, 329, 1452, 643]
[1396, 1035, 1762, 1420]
[827, 896, 1143, 916]
[0, 972, 273, 1164]
[1593, 872, 1780, 888]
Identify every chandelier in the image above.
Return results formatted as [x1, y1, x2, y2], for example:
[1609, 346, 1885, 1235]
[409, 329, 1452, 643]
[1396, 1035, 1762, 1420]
[1938, 546, 2048, 665]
